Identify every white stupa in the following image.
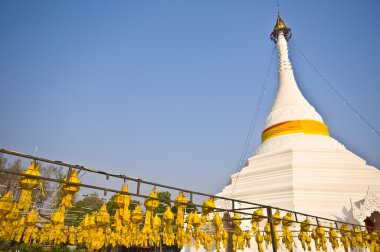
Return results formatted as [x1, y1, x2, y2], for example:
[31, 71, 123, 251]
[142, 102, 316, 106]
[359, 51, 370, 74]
[217, 14, 380, 223]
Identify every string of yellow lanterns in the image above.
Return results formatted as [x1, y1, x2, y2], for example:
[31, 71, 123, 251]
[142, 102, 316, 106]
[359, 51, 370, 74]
[0, 161, 379, 252]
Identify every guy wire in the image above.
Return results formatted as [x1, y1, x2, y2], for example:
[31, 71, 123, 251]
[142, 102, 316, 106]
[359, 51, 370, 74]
[290, 40, 380, 137]
[229, 46, 276, 198]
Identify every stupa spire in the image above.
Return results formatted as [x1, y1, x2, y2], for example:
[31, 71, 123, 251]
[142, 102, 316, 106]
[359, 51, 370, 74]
[262, 13, 329, 142]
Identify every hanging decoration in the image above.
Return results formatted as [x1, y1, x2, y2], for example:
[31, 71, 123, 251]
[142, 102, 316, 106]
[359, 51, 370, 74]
[18, 161, 44, 211]
[0, 191, 20, 242]
[61, 169, 80, 208]
[22, 209, 38, 244]
[142, 188, 159, 246]
[369, 230, 379, 252]
[130, 204, 143, 246]
[328, 226, 339, 251]
[298, 217, 312, 251]
[50, 205, 66, 245]
[251, 207, 264, 234]
[264, 210, 281, 249]
[92, 203, 111, 250]
[113, 184, 131, 247]
[339, 224, 350, 252]
[281, 213, 294, 252]
[232, 213, 246, 251]
[212, 213, 228, 251]
[201, 197, 215, 226]
[162, 205, 175, 246]
[174, 191, 188, 248]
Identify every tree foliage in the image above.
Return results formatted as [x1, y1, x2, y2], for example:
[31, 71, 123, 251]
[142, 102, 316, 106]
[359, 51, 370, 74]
[73, 192, 104, 211]
[106, 194, 117, 214]
[129, 200, 140, 211]
[155, 191, 172, 214]
[66, 192, 104, 224]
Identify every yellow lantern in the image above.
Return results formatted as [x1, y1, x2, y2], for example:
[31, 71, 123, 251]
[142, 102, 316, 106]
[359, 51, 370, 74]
[251, 207, 264, 234]
[144, 188, 159, 212]
[68, 225, 76, 245]
[113, 184, 131, 231]
[51, 205, 66, 226]
[131, 204, 143, 245]
[329, 227, 339, 250]
[272, 210, 281, 226]
[162, 206, 175, 246]
[0, 191, 13, 216]
[256, 231, 264, 252]
[263, 222, 272, 247]
[340, 224, 350, 252]
[174, 191, 188, 208]
[298, 218, 311, 251]
[19, 162, 41, 190]
[369, 231, 378, 252]
[131, 204, 143, 224]
[14, 216, 26, 242]
[174, 191, 188, 248]
[201, 197, 215, 215]
[61, 170, 80, 208]
[5, 202, 20, 222]
[18, 161, 44, 211]
[114, 184, 131, 208]
[23, 209, 39, 244]
[281, 213, 294, 252]
[95, 203, 110, 227]
[142, 188, 160, 246]
[152, 213, 161, 245]
[26, 209, 38, 226]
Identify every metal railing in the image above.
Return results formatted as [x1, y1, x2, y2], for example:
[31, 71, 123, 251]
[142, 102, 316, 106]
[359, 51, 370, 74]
[0, 148, 374, 252]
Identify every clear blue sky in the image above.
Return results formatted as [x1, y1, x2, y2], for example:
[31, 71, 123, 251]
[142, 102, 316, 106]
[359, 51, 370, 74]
[1, 1, 379, 195]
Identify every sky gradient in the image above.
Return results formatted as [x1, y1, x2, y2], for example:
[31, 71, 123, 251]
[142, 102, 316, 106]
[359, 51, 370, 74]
[1, 1, 380, 195]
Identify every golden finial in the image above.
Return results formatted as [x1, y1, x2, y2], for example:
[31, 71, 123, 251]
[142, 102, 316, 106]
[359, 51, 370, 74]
[270, 1, 292, 42]
[273, 14, 289, 31]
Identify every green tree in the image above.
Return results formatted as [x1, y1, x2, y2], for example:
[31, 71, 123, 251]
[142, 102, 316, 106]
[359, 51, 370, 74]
[66, 192, 104, 225]
[106, 194, 117, 214]
[129, 200, 140, 210]
[155, 191, 172, 214]
[75, 192, 104, 210]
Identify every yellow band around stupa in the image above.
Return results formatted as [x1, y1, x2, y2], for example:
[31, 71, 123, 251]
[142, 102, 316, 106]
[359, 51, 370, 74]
[261, 120, 329, 143]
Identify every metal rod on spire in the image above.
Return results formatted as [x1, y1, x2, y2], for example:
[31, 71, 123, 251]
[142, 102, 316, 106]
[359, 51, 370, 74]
[277, 0, 280, 14]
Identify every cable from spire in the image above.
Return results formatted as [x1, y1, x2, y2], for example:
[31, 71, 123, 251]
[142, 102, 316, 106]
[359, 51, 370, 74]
[228, 46, 276, 198]
[290, 40, 380, 138]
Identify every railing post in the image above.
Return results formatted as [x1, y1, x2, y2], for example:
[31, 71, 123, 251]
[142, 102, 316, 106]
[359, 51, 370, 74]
[136, 179, 141, 196]
[267, 206, 277, 252]
[222, 212, 233, 252]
